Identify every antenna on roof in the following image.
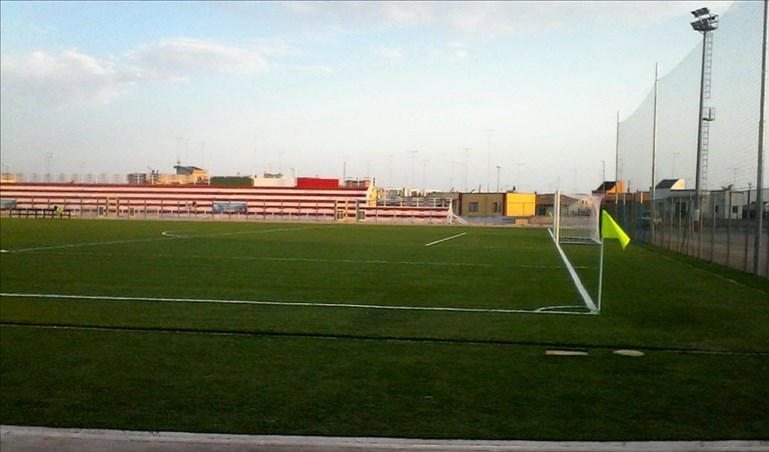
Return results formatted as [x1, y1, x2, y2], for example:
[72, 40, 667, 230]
[175, 137, 182, 166]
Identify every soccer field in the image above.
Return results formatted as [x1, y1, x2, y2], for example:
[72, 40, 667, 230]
[0, 219, 598, 324]
[1, 218, 768, 440]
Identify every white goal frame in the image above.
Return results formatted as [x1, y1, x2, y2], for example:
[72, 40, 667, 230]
[553, 191, 603, 245]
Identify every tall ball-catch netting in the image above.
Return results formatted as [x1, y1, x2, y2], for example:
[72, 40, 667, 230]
[618, 0, 765, 194]
[616, 0, 767, 276]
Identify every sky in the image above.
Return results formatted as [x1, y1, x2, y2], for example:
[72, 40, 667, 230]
[0, 0, 736, 193]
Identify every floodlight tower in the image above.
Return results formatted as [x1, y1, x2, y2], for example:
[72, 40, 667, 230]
[690, 7, 718, 244]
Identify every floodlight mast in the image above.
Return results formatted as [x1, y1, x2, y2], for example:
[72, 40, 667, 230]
[690, 7, 718, 250]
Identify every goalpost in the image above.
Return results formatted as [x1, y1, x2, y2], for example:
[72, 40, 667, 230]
[553, 191, 602, 245]
[551, 191, 605, 313]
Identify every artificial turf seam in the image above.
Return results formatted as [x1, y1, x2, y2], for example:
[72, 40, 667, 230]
[3, 322, 767, 356]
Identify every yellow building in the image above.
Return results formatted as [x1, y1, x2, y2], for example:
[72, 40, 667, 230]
[505, 193, 535, 217]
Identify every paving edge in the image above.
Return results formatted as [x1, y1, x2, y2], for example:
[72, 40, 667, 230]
[2, 425, 768, 451]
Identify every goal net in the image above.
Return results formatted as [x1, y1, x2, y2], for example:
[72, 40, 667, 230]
[551, 191, 604, 313]
[554, 192, 602, 245]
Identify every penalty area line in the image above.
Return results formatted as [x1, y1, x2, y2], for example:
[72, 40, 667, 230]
[0, 292, 593, 315]
[424, 232, 467, 247]
[7, 226, 317, 254]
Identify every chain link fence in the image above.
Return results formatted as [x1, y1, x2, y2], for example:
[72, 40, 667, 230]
[609, 188, 768, 277]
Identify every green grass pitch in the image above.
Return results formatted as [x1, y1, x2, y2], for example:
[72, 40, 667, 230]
[1, 218, 768, 440]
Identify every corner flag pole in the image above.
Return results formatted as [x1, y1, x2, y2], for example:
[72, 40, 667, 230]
[554, 190, 561, 243]
[599, 210, 631, 314]
[598, 238, 604, 313]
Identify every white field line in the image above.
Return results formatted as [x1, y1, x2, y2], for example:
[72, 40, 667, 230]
[7, 249, 492, 268]
[548, 229, 598, 313]
[7, 226, 319, 253]
[242, 256, 487, 267]
[4, 248, 585, 269]
[160, 231, 188, 238]
[165, 225, 319, 240]
[535, 305, 590, 312]
[0, 292, 593, 315]
[424, 232, 467, 247]
[10, 237, 177, 253]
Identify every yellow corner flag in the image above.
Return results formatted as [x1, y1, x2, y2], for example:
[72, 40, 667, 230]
[601, 210, 630, 250]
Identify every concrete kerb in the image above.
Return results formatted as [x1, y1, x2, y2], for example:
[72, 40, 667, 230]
[2, 426, 768, 452]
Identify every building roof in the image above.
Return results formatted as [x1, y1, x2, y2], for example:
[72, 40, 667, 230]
[174, 165, 205, 172]
[656, 179, 682, 189]
[594, 181, 617, 192]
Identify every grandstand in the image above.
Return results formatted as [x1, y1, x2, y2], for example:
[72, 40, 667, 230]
[0, 179, 454, 223]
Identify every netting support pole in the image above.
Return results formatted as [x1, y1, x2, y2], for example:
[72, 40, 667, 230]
[753, 0, 767, 275]
[614, 111, 620, 219]
[651, 63, 659, 246]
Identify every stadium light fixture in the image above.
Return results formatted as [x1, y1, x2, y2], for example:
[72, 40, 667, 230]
[691, 17, 718, 32]
[690, 7, 718, 32]
[691, 7, 710, 17]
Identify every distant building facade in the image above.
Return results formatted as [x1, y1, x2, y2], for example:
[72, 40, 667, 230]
[127, 166, 209, 185]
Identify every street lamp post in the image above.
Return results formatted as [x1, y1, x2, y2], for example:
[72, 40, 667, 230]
[484, 129, 494, 192]
[496, 165, 501, 192]
[407, 150, 418, 196]
[602, 160, 606, 196]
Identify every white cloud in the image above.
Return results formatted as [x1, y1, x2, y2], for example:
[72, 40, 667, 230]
[443, 2, 514, 37]
[290, 64, 335, 74]
[127, 38, 274, 79]
[410, 41, 471, 64]
[447, 41, 469, 62]
[378, 2, 435, 26]
[2, 38, 296, 108]
[283, 1, 318, 16]
[1, 50, 138, 107]
[375, 47, 405, 60]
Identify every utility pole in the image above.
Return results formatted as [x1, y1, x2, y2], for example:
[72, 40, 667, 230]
[464, 148, 470, 192]
[407, 150, 418, 195]
[484, 129, 494, 192]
